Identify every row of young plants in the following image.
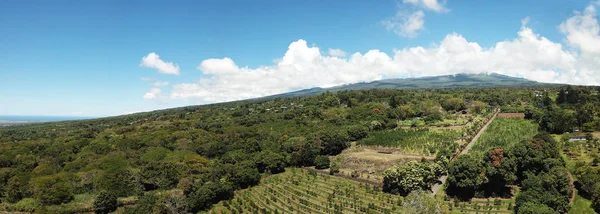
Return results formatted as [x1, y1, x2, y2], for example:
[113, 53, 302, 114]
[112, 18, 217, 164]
[469, 117, 538, 155]
[358, 129, 461, 155]
[208, 168, 406, 214]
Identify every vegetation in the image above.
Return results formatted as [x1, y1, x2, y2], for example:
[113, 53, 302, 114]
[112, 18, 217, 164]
[1, 85, 600, 213]
[358, 129, 460, 155]
[447, 133, 572, 212]
[93, 191, 117, 214]
[208, 168, 410, 213]
[382, 160, 442, 196]
[470, 118, 538, 155]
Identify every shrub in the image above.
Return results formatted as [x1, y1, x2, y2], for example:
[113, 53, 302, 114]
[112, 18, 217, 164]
[13, 198, 39, 212]
[93, 191, 118, 214]
[31, 174, 74, 205]
[314, 156, 330, 169]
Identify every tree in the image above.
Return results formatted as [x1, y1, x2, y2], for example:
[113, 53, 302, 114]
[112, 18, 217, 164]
[346, 125, 369, 141]
[186, 184, 216, 213]
[447, 155, 485, 199]
[316, 130, 349, 156]
[154, 190, 188, 214]
[31, 174, 74, 205]
[517, 202, 557, 214]
[401, 190, 444, 214]
[124, 193, 159, 214]
[470, 101, 487, 114]
[140, 162, 179, 190]
[254, 150, 286, 174]
[442, 98, 466, 112]
[482, 148, 517, 194]
[383, 161, 439, 196]
[314, 155, 330, 169]
[5, 173, 32, 203]
[389, 96, 399, 108]
[94, 191, 118, 214]
[516, 167, 571, 213]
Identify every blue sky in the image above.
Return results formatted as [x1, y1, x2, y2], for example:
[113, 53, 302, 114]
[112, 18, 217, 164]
[1, 0, 599, 117]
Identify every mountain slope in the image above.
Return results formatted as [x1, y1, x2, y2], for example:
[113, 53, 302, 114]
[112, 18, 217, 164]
[267, 73, 558, 98]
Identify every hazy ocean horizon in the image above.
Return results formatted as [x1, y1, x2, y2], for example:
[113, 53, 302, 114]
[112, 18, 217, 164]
[0, 115, 92, 123]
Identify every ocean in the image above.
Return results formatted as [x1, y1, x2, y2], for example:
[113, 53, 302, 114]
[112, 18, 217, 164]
[0, 115, 92, 123]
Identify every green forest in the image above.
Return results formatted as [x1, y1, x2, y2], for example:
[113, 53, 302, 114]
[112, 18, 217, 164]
[1, 86, 600, 213]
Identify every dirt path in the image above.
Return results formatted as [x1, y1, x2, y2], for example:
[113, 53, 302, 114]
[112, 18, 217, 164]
[431, 110, 499, 196]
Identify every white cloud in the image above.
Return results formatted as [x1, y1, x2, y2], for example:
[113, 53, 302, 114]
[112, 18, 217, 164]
[328, 48, 347, 57]
[153, 81, 169, 87]
[143, 88, 162, 100]
[403, 0, 449, 13]
[140, 52, 180, 75]
[140, 77, 153, 81]
[164, 3, 600, 104]
[382, 10, 425, 38]
[559, 5, 600, 54]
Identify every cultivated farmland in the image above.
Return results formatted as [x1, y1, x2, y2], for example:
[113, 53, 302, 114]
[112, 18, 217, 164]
[208, 168, 406, 214]
[469, 118, 538, 155]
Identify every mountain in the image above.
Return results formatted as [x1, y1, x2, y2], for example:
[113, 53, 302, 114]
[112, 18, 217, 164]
[266, 73, 558, 98]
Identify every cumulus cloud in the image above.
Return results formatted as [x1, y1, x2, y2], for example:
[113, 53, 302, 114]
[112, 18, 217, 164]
[143, 88, 162, 100]
[403, 0, 449, 13]
[328, 48, 347, 57]
[559, 5, 600, 54]
[140, 52, 180, 75]
[153, 81, 169, 87]
[383, 10, 426, 38]
[162, 3, 600, 104]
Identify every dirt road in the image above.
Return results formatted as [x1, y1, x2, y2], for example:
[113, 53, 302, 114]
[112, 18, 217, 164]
[431, 110, 499, 196]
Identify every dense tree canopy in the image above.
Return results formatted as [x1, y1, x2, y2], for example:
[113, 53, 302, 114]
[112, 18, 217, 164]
[0, 86, 597, 212]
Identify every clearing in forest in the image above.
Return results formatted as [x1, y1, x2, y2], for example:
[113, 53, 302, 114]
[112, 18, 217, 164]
[208, 168, 405, 214]
[469, 118, 538, 155]
[357, 129, 460, 155]
[333, 146, 435, 182]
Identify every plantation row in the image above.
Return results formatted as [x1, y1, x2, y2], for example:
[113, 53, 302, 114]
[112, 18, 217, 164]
[208, 168, 406, 214]
[357, 129, 460, 155]
[435, 194, 515, 214]
[469, 118, 538, 155]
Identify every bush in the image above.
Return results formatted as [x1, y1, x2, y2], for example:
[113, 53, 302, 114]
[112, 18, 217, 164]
[93, 191, 118, 214]
[31, 174, 74, 205]
[13, 198, 39, 212]
[346, 125, 369, 141]
[314, 156, 330, 169]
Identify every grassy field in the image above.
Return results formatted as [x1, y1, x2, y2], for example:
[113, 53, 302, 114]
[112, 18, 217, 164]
[358, 129, 460, 155]
[207, 168, 406, 214]
[333, 145, 434, 182]
[569, 190, 597, 214]
[469, 118, 538, 155]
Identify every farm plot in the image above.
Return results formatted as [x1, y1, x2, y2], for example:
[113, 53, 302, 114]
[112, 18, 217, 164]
[334, 146, 434, 183]
[358, 129, 460, 155]
[469, 118, 538, 155]
[208, 168, 405, 214]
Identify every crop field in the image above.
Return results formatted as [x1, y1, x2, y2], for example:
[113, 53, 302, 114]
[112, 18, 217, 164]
[207, 168, 405, 214]
[357, 129, 460, 155]
[435, 190, 516, 214]
[469, 118, 538, 155]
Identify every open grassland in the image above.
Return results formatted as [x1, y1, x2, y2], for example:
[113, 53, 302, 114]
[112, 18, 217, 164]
[334, 146, 434, 183]
[358, 129, 460, 155]
[469, 118, 538, 155]
[207, 168, 405, 214]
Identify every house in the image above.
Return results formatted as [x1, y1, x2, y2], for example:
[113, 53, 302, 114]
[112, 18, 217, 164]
[569, 135, 587, 141]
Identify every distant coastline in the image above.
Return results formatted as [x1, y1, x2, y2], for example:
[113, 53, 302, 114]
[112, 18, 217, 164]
[0, 115, 92, 127]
